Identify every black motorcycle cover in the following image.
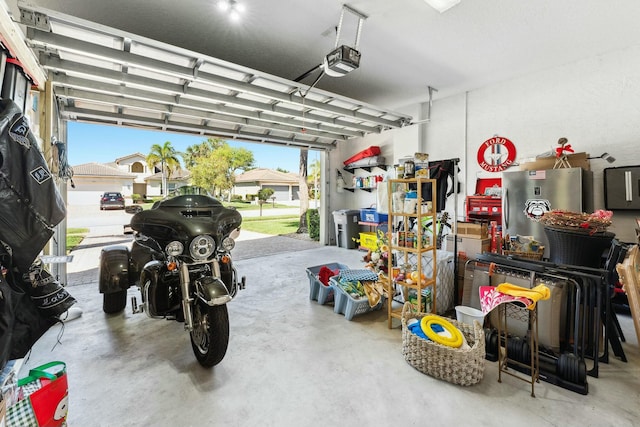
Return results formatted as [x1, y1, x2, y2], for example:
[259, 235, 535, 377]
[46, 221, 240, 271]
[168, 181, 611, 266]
[8, 276, 58, 360]
[23, 259, 76, 317]
[0, 272, 16, 370]
[0, 244, 59, 367]
[0, 99, 66, 271]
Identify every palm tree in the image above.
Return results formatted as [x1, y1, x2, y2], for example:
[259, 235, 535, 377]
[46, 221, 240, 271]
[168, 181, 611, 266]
[308, 158, 321, 208]
[146, 141, 181, 195]
[297, 149, 309, 233]
[181, 138, 224, 169]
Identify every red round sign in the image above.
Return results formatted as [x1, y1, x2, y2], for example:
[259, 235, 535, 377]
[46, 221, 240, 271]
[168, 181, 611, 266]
[477, 136, 517, 172]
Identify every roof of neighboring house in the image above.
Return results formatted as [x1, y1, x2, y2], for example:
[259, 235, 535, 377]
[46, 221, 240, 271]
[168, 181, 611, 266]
[115, 152, 147, 163]
[144, 168, 191, 182]
[72, 162, 135, 177]
[235, 168, 299, 184]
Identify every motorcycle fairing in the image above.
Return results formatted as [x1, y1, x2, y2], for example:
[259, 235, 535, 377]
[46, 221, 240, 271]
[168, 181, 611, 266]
[129, 196, 242, 248]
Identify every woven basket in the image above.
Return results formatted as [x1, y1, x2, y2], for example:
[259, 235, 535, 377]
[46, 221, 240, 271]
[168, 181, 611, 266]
[540, 210, 612, 234]
[401, 303, 485, 386]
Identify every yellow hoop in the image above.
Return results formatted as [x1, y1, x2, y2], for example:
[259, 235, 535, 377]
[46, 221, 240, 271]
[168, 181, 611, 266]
[420, 315, 463, 348]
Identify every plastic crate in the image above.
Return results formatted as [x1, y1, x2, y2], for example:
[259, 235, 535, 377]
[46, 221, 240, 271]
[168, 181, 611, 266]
[359, 208, 388, 224]
[305, 263, 348, 304]
[330, 277, 385, 320]
[358, 232, 378, 251]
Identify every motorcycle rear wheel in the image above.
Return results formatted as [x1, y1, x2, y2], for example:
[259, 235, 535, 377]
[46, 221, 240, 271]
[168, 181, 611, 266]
[190, 302, 229, 367]
[103, 290, 127, 313]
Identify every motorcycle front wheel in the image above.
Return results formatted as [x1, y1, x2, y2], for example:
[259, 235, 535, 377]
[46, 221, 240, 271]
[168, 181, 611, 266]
[190, 302, 229, 367]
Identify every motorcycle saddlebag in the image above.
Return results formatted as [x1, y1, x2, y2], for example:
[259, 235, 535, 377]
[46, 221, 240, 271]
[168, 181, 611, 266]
[0, 99, 66, 272]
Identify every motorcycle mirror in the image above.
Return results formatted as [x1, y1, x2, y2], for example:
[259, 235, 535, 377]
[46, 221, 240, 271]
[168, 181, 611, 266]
[125, 205, 143, 214]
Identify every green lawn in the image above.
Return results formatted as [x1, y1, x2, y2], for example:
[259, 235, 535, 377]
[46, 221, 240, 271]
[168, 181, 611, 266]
[240, 215, 299, 235]
[67, 227, 89, 252]
[224, 201, 295, 211]
[139, 201, 291, 211]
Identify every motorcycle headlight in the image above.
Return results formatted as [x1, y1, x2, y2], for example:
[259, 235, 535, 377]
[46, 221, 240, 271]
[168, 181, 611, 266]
[189, 235, 216, 260]
[165, 241, 184, 257]
[221, 237, 235, 251]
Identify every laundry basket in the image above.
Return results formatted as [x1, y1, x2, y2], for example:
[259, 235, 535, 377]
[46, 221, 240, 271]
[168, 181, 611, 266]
[401, 303, 485, 386]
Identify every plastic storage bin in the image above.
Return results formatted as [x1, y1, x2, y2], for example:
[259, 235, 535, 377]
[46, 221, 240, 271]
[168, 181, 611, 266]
[330, 276, 385, 320]
[305, 263, 348, 304]
[420, 250, 455, 315]
[359, 208, 388, 224]
[332, 210, 360, 249]
[358, 232, 378, 251]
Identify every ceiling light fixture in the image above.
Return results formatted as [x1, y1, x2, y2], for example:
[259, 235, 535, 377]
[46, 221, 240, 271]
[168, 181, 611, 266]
[217, 0, 245, 21]
[423, 0, 461, 13]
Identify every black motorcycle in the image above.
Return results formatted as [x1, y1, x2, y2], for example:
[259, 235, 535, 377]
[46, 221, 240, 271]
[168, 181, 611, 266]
[98, 186, 245, 367]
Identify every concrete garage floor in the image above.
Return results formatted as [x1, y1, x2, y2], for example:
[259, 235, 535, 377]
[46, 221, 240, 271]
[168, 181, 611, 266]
[21, 227, 640, 427]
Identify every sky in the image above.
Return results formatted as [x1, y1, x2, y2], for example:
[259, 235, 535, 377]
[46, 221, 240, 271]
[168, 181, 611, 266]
[66, 122, 315, 173]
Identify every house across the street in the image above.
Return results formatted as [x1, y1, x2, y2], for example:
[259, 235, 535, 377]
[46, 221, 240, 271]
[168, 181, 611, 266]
[68, 153, 190, 205]
[233, 168, 300, 202]
[68, 154, 300, 205]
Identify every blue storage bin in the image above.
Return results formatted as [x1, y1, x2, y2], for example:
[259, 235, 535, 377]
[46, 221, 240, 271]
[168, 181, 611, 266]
[305, 263, 348, 304]
[359, 208, 388, 224]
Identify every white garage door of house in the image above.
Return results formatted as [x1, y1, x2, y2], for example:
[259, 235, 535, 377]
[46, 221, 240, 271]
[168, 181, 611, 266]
[270, 185, 294, 201]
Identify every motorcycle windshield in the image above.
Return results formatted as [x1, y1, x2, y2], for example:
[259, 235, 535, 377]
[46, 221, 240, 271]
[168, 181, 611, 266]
[130, 194, 242, 242]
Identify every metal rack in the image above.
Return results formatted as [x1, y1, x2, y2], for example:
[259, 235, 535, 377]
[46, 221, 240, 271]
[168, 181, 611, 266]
[466, 253, 600, 395]
[497, 302, 540, 397]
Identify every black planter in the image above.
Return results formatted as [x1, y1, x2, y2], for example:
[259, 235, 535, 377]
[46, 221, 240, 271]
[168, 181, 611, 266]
[543, 226, 615, 267]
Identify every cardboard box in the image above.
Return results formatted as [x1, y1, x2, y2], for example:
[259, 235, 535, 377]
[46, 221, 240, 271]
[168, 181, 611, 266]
[444, 235, 490, 258]
[519, 152, 590, 171]
[456, 221, 489, 239]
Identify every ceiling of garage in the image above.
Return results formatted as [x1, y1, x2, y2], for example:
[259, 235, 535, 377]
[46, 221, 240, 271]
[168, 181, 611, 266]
[9, 0, 640, 150]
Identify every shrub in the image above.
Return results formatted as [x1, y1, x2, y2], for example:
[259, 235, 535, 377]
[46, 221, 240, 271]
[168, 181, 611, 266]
[307, 208, 320, 241]
[245, 194, 257, 201]
[257, 188, 275, 201]
[131, 193, 143, 203]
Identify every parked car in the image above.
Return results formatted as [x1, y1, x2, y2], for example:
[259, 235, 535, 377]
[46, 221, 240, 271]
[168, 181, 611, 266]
[100, 192, 125, 210]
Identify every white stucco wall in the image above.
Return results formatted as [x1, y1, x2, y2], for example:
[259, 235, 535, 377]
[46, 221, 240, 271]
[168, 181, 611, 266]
[328, 44, 640, 243]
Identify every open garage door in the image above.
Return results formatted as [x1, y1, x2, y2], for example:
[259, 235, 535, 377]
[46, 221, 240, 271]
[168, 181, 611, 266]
[2, 2, 413, 255]
[16, 4, 412, 152]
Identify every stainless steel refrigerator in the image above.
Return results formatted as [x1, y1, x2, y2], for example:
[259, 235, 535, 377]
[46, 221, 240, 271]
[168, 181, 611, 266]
[501, 167, 593, 259]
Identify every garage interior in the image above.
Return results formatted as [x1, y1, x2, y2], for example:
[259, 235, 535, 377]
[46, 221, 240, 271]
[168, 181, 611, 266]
[2, 0, 640, 426]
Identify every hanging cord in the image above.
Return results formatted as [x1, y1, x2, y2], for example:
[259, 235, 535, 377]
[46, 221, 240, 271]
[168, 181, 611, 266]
[51, 319, 66, 352]
[52, 136, 75, 188]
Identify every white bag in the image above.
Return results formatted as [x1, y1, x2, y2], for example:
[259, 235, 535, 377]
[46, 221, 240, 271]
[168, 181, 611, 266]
[377, 173, 389, 214]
